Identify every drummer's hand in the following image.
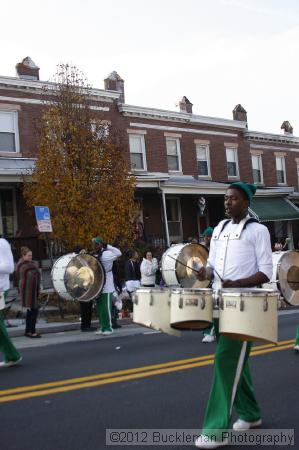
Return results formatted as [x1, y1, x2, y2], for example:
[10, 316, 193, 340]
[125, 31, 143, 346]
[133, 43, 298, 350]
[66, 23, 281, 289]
[79, 249, 87, 255]
[197, 267, 207, 281]
[222, 279, 240, 288]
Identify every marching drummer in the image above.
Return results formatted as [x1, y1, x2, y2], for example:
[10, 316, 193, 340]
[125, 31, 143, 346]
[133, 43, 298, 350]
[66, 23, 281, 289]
[91, 237, 122, 336]
[195, 182, 273, 449]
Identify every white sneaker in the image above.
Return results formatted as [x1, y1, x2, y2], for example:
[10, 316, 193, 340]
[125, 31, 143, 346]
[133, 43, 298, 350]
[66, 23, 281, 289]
[195, 434, 228, 449]
[202, 334, 215, 343]
[95, 330, 102, 335]
[294, 345, 299, 352]
[0, 356, 22, 368]
[102, 330, 113, 336]
[233, 418, 262, 430]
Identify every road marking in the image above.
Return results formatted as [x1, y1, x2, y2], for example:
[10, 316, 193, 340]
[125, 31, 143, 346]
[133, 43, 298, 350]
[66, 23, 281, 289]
[0, 339, 295, 404]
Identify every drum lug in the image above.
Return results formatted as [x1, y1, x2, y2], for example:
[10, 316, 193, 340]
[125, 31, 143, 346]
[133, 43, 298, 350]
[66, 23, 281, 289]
[179, 296, 183, 309]
[263, 298, 268, 312]
[240, 299, 245, 311]
[132, 293, 138, 305]
[150, 294, 154, 306]
[201, 298, 206, 309]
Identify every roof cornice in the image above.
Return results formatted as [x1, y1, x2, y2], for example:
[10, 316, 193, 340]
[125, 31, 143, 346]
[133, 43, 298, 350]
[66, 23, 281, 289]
[245, 130, 299, 144]
[119, 104, 247, 130]
[0, 76, 120, 101]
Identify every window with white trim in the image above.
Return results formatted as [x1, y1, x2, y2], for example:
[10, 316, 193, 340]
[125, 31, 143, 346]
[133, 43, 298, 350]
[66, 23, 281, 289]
[196, 144, 210, 177]
[0, 111, 19, 153]
[251, 154, 263, 184]
[166, 138, 181, 172]
[226, 147, 239, 177]
[276, 156, 286, 184]
[0, 189, 15, 237]
[129, 134, 147, 171]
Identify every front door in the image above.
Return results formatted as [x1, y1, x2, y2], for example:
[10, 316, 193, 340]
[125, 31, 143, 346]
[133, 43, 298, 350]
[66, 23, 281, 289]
[166, 197, 182, 243]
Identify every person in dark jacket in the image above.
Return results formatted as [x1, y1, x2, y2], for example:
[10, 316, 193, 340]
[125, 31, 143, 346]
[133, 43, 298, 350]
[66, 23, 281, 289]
[16, 246, 41, 338]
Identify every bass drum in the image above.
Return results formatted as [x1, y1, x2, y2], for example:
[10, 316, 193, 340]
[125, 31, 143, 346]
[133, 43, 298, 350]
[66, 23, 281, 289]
[51, 253, 105, 302]
[161, 243, 209, 288]
[263, 251, 299, 306]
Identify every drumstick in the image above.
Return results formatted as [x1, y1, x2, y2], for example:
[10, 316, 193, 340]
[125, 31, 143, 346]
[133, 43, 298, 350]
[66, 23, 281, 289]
[167, 255, 223, 282]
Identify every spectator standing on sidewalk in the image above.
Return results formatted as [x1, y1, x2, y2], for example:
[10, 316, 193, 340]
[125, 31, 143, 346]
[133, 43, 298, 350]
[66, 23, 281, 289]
[140, 251, 158, 287]
[16, 246, 41, 338]
[0, 237, 22, 367]
[124, 251, 141, 312]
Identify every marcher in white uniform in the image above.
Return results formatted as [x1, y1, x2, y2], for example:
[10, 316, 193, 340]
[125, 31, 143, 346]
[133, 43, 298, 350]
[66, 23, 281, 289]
[92, 237, 122, 336]
[195, 182, 273, 449]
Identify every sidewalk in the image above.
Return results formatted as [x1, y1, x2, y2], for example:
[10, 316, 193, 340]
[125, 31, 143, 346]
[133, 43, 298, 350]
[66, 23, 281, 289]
[5, 288, 132, 338]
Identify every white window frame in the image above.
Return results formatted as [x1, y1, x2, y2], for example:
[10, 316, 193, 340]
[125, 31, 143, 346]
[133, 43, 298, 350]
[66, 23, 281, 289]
[251, 154, 264, 185]
[166, 137, 182, 173]
[196, 143, 211, 178]
[275, 155, 286, 185]
[128, 133, 147, 171]
[0, 110, 20, 154]
[226, 146, 239, 179]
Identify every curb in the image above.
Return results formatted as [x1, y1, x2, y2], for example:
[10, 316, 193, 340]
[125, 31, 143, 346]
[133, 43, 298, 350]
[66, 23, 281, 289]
[7, 318, 133, 338]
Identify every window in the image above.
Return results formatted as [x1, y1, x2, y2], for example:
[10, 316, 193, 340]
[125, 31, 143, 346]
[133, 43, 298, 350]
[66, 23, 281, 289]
[297, 163, 299, 190]
[129, 134, 147, 171]
[276, 156, 286, 184]
[251, 154, 263, 184]
[196, 144, 210, 177]
[166, 138, 181, 172]
[0, 111, 19, 153]
[226, 147, 239, 177]
[0, 189, 15, 237]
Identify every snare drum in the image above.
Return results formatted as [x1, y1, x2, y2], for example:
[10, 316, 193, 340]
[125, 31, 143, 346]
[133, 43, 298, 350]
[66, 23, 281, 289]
[161, 243, 209, 288]
[219, 288, 279, 344]
[133, 288, 180, 337]
[170, 288, 213, 330]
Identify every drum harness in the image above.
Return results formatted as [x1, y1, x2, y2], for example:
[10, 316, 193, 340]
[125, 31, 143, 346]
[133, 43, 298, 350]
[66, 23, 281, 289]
[212, 216, 259, 312]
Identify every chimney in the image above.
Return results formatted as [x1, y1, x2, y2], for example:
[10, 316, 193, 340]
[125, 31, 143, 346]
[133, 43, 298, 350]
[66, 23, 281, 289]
[281, 121, 293, 136]
[179, 96, 193, 114]
[233, 104, 247, 122]
[16, 57, 40, 80]
[104, 71, 125, 103]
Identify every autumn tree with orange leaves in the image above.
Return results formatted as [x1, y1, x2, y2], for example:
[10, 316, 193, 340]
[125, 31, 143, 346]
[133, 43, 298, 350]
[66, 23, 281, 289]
[24, 64, 137, 250]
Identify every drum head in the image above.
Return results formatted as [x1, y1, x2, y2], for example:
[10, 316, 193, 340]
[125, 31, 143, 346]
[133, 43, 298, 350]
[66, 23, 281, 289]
[64, 254, 105, 302]
[278, 251, 299, 306]
[175, 243, 209, 288]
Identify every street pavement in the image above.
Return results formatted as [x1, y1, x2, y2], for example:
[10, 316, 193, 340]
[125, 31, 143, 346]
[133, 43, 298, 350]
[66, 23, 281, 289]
[0, 310, 298, 450]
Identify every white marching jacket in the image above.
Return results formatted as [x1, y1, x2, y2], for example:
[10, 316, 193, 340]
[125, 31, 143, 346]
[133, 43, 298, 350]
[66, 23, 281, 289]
[140, 258, 158, 286]
[0, 238, 14, 292]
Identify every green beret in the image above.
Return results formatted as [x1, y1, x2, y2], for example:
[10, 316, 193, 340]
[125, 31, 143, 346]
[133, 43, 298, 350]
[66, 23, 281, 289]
[92, 236, 104, 245]
[203, 227, 214, 237]
[229, 182, 256, 204]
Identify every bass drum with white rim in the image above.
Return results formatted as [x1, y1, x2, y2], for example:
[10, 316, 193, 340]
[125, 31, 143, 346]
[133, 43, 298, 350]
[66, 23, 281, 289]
[132, 287, 180, 337]
[161, 243, 209, 288]
[263, 251, 299, 306]
[51, 253, 105, 302]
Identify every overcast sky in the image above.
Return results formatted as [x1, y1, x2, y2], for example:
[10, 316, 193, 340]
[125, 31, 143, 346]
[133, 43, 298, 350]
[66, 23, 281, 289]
[2, 0, 299, 135]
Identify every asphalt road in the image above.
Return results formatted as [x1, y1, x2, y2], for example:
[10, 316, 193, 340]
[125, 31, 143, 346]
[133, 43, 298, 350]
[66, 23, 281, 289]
[0, 311, 298, 450]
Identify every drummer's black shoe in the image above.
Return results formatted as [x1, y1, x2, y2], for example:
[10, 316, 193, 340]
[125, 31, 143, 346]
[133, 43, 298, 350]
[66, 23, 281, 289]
[112, 323, 122, 329]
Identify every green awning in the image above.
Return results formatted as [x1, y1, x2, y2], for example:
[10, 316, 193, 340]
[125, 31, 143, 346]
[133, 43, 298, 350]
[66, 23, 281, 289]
[249, 197, 299, 222]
